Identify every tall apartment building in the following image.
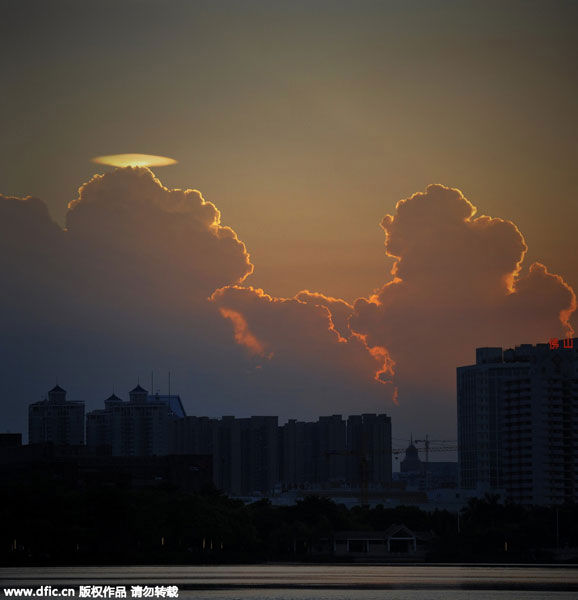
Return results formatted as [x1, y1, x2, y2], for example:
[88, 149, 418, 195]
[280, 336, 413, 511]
[278, 414, 392, 490]
[173, 413, 393, 495]
[279, 419, 317, 488]
[29, 385, 85, 445]
[457, 341, 578, 505]
[86, 385, 185, 456]
[28, 379, 394, 496]
[172, 415, 215, 455]
[346, 413, 392, 488]
[172, 415, 279, 496]
[317, 415, 347, 484]
[238, 416, 279, 495]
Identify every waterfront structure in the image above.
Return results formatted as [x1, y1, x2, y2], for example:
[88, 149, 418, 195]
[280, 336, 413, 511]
[457, 341, 578, 505]
[307, 525, 434, 559]
[86, 385, 185, 456]
[28, 385, 85, 445]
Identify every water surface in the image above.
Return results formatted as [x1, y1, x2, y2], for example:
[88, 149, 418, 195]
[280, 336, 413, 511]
[2, 564, 577, 600]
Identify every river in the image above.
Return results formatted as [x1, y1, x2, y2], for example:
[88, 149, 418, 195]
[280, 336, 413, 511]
[2, 565, 578, 600]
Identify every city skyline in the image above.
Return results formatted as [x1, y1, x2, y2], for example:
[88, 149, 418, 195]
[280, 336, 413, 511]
[18, 333, 578, 506]
[2, 1, 577, 445]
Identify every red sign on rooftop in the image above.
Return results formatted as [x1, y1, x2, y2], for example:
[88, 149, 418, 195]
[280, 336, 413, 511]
[549, 338, 573, 350]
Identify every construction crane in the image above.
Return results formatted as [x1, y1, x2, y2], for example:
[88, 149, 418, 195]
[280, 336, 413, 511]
[393, 436, 458, 490]
[414, 436, 456, 488]
[326, 436, 458, 501]
[414, 435, 457, 466]
[392, 436, 458, 458]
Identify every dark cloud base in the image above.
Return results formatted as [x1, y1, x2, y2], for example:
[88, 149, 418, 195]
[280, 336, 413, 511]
[0, 173, 574, 439]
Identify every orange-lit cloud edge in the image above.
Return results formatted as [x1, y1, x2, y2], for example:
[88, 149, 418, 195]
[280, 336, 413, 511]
[218, 307, 270, 358]
[378, 184, 576, 334]
[211, 285, 395, 375]
[13, 168, 573, 410]
[210, 182, 576, 407]
[68, 166, 254, 285]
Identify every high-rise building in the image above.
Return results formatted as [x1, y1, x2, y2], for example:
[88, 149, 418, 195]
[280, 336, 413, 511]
[29, 385, 85, 445]
[238, 416, 279, 495]
[213, 416, 242, 494]
[280, 419, 311, 488]
[172, 415, 279, 495]
[317, 415, 347, 484]
[172, 416, 215, 455]
[86, 385, 185, 456]
[457, 341, 578, 505]
[279, 414, 392, 491]
[346, 413, 392, 488]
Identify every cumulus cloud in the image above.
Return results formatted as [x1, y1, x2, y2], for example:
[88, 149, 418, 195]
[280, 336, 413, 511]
[0, 167, 389, 433]
[350, 184, 576, 423]
[0, 194, 70, 343]
[66, 168, 252, 307]
[0, 168, 258, 433]
[1, 174, 575, 438]
[0, 194, 63, 291]
[211, 183, 574, 432]
[211, 285, 394, 416]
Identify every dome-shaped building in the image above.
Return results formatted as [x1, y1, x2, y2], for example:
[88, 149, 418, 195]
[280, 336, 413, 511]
[401, 441, 423, 475]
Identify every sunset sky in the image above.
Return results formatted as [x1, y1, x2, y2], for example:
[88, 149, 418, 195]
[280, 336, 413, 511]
[1, 1, 577, 449]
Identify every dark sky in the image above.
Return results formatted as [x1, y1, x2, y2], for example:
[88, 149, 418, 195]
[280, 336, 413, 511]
[1, 0, 577, 448]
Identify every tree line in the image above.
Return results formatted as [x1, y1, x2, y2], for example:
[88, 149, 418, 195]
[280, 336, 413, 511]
[1, 479, 577, 564]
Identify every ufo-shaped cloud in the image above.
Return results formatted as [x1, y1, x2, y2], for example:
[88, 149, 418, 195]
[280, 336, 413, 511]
[91, 153, 177, 167]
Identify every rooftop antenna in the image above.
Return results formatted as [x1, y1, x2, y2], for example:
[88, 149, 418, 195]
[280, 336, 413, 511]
[168, 371, 171, 396]
[151, 371, 154, 395]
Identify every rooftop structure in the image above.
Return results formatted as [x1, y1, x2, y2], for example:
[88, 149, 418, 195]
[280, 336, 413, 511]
[28, 386, 85, 446]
